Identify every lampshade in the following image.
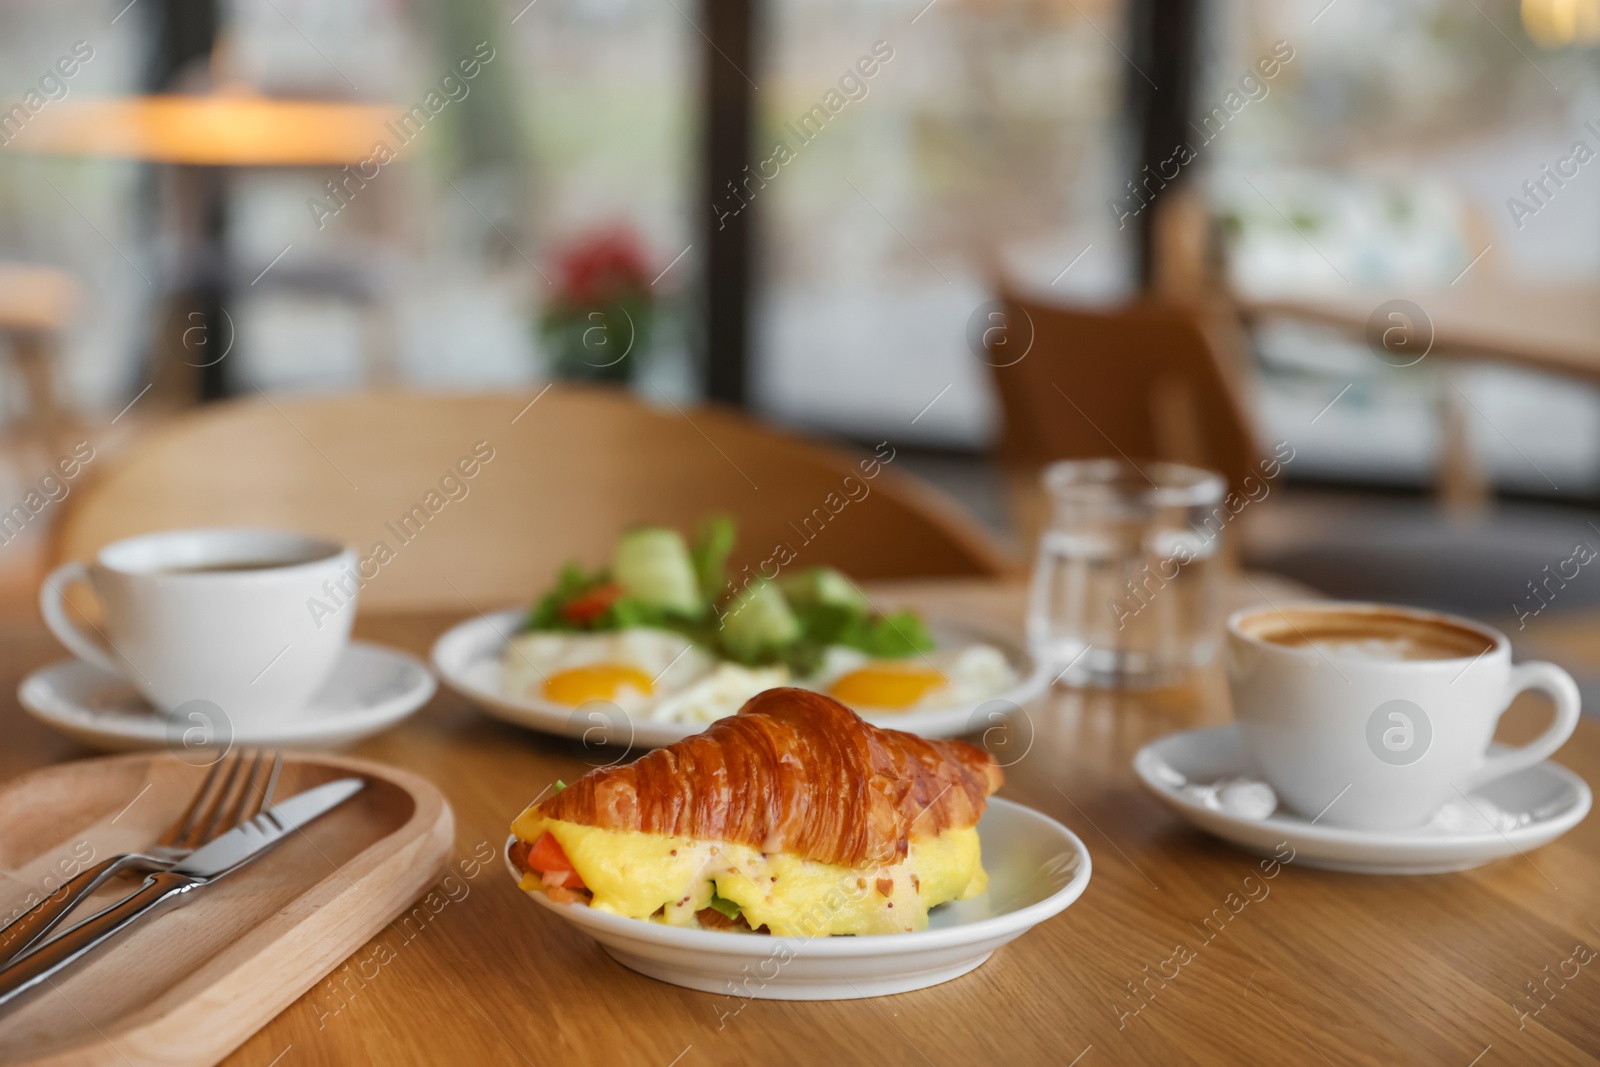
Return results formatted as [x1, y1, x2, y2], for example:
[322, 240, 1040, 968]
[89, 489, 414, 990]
[8, 95, 400, 166]
[1522, 0, 1600, 46]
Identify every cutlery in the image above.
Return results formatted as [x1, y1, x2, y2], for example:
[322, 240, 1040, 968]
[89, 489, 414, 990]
[0, 776, 364, 1008]
[0, 750, 283, 967]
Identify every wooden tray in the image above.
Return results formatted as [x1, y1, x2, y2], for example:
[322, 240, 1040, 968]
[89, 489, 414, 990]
[0, 752, 453, 1066]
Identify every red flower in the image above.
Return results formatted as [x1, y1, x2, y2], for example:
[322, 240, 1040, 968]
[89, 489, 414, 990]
[551, 225, 654, 306]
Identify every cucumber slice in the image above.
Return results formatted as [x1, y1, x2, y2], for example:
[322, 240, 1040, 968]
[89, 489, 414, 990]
[719, 579, 800, 661]
[778, 566, 871, 614]
[613, 527, 704, 616]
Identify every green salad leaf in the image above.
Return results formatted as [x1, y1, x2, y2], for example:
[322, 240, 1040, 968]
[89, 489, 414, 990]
[520, 516, 937, 681]
[773, 603, 935, 676]
[692, 514, 737, 601]
[858, 610, 935, 658]
[525, 564, 609, 631]
[604, 596, 672, 630]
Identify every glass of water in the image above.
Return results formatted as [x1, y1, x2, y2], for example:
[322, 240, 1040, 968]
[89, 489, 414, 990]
[1027, 459, 1227, 687]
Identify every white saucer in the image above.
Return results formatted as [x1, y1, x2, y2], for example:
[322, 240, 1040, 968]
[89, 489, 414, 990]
[18, 642, 436, 751]
[1134, 725, 1592, 875]
[503, 796, 1090, 999]
[433, 609, 1051, 748]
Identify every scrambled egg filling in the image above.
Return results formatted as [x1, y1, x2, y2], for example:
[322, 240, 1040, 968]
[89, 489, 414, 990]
[511, 810, 988, 936]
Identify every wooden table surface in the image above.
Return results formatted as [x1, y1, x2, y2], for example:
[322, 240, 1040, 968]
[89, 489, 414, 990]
[1243, 281, 1600, 384]
[3, 578, 1598, 1066]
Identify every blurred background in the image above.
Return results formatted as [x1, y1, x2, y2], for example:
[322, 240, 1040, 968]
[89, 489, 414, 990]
[4, 0, 1600, 694]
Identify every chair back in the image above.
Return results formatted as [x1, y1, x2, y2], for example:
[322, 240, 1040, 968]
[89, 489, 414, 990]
[52, 388, 1012, 610]
[990, 292, 1258, 485]
[987, 291, 1261, 551]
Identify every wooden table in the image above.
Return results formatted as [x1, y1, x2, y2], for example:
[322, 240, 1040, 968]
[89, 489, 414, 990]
[1242, 280, 1600, 508]
[4, 579, 1598, 1065]
[1242, 281, 1600, 385]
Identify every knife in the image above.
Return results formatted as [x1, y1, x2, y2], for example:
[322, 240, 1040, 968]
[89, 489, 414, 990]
[0, 776, 364, 1008]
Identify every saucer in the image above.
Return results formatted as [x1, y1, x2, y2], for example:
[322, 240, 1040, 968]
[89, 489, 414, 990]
[504, 797, 1091, 999]
[433, 609, 1052, 749]
[18, 641, 435, 751]
[1133, 725, 1592, 874]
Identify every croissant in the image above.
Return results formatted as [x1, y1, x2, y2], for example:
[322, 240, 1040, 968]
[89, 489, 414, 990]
[510, 688, 1002, 935]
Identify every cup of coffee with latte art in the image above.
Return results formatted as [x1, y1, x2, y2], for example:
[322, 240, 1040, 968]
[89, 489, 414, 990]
[1226, 601, 1581, 831]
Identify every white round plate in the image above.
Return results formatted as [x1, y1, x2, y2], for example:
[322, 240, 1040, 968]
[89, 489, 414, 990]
[504, 796, 1090, 999]
[1134, 725, 1592, 875]
[18, 642, 435, 751]
[432, 609, 1051, 747]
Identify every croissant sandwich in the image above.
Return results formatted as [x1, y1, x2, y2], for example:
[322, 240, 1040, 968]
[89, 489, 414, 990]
[510, 687, 1002, 935]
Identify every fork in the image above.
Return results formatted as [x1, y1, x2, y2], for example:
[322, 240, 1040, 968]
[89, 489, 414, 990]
[0, 750, 282, 966]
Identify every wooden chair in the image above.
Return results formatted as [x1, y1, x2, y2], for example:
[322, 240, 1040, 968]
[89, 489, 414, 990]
[987, 288, 1261, 554]
[50, 388, 1013, 610]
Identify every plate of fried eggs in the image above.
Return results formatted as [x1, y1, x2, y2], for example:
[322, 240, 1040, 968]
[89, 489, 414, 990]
[430, 610, 1051, 749]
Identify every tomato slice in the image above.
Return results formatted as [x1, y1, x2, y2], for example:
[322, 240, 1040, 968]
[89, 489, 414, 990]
[527, 832, 587, 890]
[561, 583, 620, 626]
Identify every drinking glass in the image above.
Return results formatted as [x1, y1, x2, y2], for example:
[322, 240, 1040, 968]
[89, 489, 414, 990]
[1027, 459, 1226, 687]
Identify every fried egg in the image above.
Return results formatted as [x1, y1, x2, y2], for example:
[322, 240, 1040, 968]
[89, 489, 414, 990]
[648, 663, 790, 724]
[502, 628, 714, 712]
[512, 812, 988, 935]
[805, 644, 1017, 712]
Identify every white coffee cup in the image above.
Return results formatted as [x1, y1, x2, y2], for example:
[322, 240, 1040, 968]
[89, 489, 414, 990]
[41, 528, 358, 729]
[1226, 601, 1581, 831]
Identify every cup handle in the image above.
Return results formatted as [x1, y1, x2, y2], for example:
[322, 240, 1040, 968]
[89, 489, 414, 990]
[1457, 660, 1582, 793]
[39, 562, 120, 675]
